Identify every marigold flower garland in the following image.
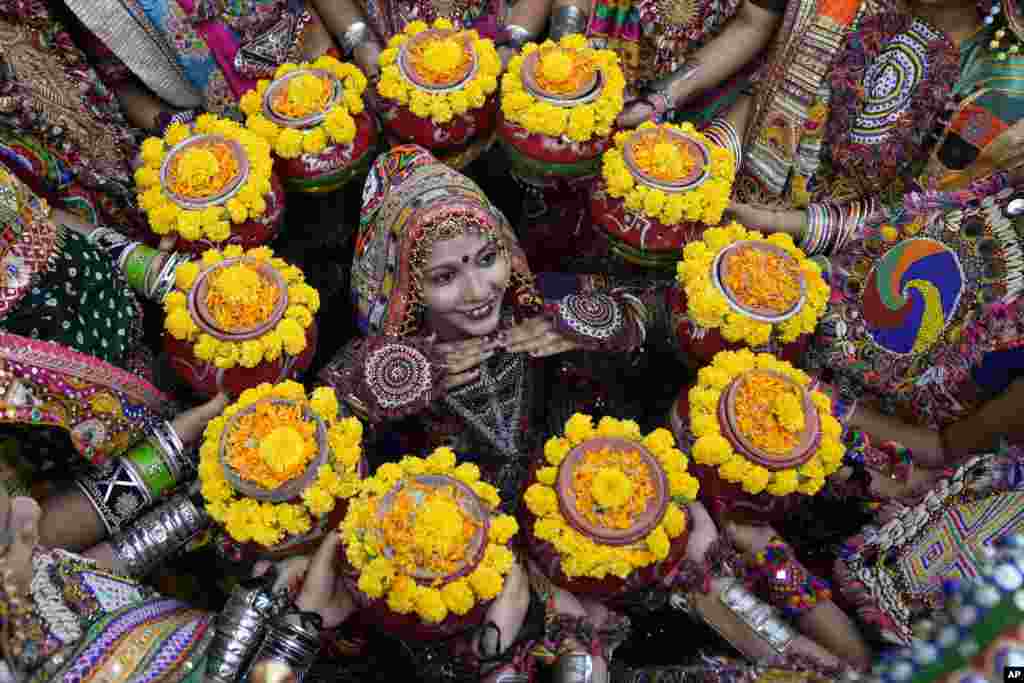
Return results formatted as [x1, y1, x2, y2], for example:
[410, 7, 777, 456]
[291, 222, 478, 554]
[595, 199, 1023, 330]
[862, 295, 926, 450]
[501, 34, 625, 143]
[676, 222, 830, 347]
[199, 381, 363, 547]
[602, 122, 735, 226]
[525, 415, 699, 580]
[376, 19, 502, 125]
[241, 55, 368, 159]
[689, 350, 844, 498]
[340, 447, 519, 623]
[135, 115, 274, 242]
[163, 245, 319, 369]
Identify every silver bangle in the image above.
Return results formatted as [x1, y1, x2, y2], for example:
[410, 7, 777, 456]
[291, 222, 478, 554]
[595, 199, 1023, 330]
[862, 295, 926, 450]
[340, 21, 369, 57]
[553, 652, 594, 683]
[704, 118, 742, 164]
[108, 492, 210, 578]
[549, 5, 588, 40]
[505, 24, 535, 49]
[248, 613, 323, 679]
[718, 579, 796, 654]
[76, 458, 154, 535]
[148, 419, 188, 482]
[206, 579, 287, 683]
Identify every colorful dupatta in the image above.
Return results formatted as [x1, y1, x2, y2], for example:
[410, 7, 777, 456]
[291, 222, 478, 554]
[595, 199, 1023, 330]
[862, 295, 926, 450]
[0, 333, 172, 465]
[352, 144, 542, 337]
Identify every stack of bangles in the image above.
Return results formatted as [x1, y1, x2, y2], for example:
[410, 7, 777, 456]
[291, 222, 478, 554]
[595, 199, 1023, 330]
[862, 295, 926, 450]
[75, 419, 195, 542]
[155, 108, 199, 136]
[208, 574, 325, 683]
[703, 119, 742, 166]
[801, 197, 876, 257]
[89, 226, 188, 302]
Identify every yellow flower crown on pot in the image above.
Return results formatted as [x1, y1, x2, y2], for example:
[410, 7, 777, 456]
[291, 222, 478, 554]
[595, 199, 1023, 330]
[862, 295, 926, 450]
[135, 115, 274, 242]
[199, 381, 363, 547]
[676, 222, 830, 347]
[501, 34, 625, 142]
[340, 447, 519, 624]
[602, 121, 734, 226]
[525, 414, 699, 580]
[241, 56, 368, 159]
[689, 350, 844, 498]
[164, 245, 319, 368]
[376, 18, 501, 124]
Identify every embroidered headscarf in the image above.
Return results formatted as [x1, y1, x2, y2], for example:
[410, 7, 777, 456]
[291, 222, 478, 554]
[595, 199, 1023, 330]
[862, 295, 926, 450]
[351, 145, 541, 337]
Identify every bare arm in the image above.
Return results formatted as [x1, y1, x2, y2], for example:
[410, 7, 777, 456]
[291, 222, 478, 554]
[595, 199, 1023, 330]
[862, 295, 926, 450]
[114, 80, 176, 133]
[941, 376, 1024, 466]
[508, 0, 554, 42]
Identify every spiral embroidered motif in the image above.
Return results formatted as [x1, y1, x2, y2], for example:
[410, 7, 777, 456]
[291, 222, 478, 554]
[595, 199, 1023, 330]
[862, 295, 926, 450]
[861, 238, 964, 355]
[557, 293, 623, 341]
[363, 342, 434, 409]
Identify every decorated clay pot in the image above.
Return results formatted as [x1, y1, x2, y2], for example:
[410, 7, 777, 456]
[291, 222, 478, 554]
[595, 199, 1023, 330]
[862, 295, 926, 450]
[378, 29, 498, 168]
[670, 370, 819, 525]
[523, 437, 689, 601]
[157, 134, 286, 255]
[263, 68, 378, 193]
[671, 241, 812, 368]
[216, 398, 363, 561]
[163, 258, 317, 397]
[592, 127, 715, 270]
[341, 474, 492, 641]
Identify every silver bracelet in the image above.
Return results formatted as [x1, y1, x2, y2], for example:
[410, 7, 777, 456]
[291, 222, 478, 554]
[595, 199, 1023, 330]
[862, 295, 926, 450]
[108, 492, 210, 578]
[553, 652, 595, 683]
[248, 612, 323, 680]
[148, 419, 188, 482]
[549, 5, 588, 40]
[704, 118, 742, 164]
[207, 578, 288, 683]
[340, 21, 369, 57]
[147, 251, 186, 302]
[504, 24, 535, 49]
[76, 458, 154, 535]
[718, 579, 796, 654]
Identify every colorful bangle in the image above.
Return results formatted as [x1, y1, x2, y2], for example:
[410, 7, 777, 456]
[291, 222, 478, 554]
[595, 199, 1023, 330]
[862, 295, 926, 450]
[155, 108, 199, 135]
[123, 440, 177, 499]
[121, 243, 159, 295]
[744, 537, 832, 621]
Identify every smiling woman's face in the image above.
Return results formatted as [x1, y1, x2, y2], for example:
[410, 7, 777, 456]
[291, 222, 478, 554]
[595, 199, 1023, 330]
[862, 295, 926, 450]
[420, 233, 510, 341]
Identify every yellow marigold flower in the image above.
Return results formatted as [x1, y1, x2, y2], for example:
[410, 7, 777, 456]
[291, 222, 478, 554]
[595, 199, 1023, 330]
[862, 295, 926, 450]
[689, 387, 720, 415]
[262, 330, 284, 362]
[524, 484, 558, 517]
[544, 436, 572, 465]
[387, 575, 418, 613]
[741, 465, 771, 495]
[483, 543, 515, 575]
[663, 504, 686, 538]
[427, 446, 457, 471]
[239, 339, 264, 368]
[564, 413, 595, 445]
[140, 138, 165, 166]
[667, 470, 699, 500]
[441, 579, 475, 616]
[489, 515, 519, 544]
[766, 470, 799, 497]
[821, 414, 842, 441]
[591, 467, 633, 508]
[303, 128, 328, 154]
[693, 434, 733, 466]
[454, 462, 481, 484]
[207, 220, 232, 242]
[534, 518, 564, 542]
[415, 586, 449, 623]
[799, 477, 825, 495]
[406, 20, 428, 34]
[472, 481, 500, 509]
[275, 127, 305, 159]
[468, 566, 503, 601]
[276, 504, 312, 535]
[165, 306, 197, 340]
[691, 412, 719, 439]
[165, 122, 191, 146]
[325, 107, 358, 144]
[239, 90, 262, 117]
[642, 428, 676, 455]
[399, 455, 427, 476]
[375, 462, 404, 487]
[646, 525, 670, 560]
[799, 457, 825, 480]
[194, 334, 220, 361]
[536, 466, 558, 486]
[278, 318, 307, 355]
[310, 387, 339, 423]
[302, 484, 336, 517]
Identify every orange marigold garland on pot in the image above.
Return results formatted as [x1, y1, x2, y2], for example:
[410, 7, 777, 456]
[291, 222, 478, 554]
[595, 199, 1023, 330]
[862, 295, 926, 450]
[199, 381, 364, 554]
[339, 447, 519, 632]
[524, 414, 698, 586]
[374, 18, 501, 166]
[676, 222, 830, 348]
[135, 115, 282, 251]
[162, 245, 319, 396]
[688, 350, 844, 499]
[240, 56, 377, 194]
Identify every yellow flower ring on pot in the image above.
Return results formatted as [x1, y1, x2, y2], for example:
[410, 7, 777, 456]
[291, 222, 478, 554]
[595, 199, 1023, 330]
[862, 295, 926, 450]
[524, 414, 699, 581]
[675, 222, 830, 347]
[198, 381, 364, 549]
[601, 121, 735, 228]
[339, 447, 519, 625]
[240, 55, 369, 160]
[135, 115, 275, 243]
[375, 18, 502, 125]
[500, 34, 626, 143]
[688, 350, 845, 498]
[162, 245, 319, 370]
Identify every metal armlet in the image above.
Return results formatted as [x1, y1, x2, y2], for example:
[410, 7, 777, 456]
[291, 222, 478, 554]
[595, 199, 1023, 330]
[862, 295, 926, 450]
[549, 5, 588, 40]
